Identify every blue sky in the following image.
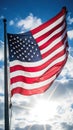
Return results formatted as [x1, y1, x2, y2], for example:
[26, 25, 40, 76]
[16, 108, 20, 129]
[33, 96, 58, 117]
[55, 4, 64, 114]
[0, 0, 73, 130]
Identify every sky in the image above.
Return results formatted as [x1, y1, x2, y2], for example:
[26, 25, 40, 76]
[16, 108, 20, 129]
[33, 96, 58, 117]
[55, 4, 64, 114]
[0, 0, 73, 130]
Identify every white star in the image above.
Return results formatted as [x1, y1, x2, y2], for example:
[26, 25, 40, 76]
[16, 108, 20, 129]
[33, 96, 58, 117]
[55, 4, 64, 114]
[14, 52, 16, 55]
[18, 44, 20, 47]
[34, 43, 36, 46]
[25, 38, 27, 41]
[32, 46, 34, 49]
[23, 57, 25, 60]
[26, 47, 29, 50]
[16, 51, 18, 53]
[12, 42, 14, 44]
[31, 42, 33, 44]
[10, 35, 13, 38]
[23, 41, 25, 43]
[13, 47, 15, 49]
[20, 42, 22, 45]
[20, 39, 22, 41]
[28, 53, 30, 55]
[25, 42, 28, 45]
[36, 48, 38, 51]
[21, 47, 23, 50]
[30, 36, 32, 39]
[19, 49, 21, 52]
[30, 50, 32, 52]
[28, 58, 31, 61]
[16, 36, 19, 39]
[24, 50, 26, 53]
[9, 39, 12, 42]
[17, 40, 19, 43]
[12, 55, 14, 58]
[28, 40, 30, 43]
[16, 46, 18, 48]
[23, 45, 25, 47]
[28, 44, 31, 47]
[31, 55, 33, 58]
[17, 56, 19, 58]
[11, 50, 13, 52]
[19, 54, 21, 56]
[33, 52, 36, 55]
[22, 52, 24, 55]
[37, 54, 39, 57]
[14, 38, 16, 40]
[25, 55, 27, 58]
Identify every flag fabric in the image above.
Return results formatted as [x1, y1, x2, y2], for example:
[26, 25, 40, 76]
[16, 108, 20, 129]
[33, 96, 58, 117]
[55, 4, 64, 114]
[8, 8, 68, 97]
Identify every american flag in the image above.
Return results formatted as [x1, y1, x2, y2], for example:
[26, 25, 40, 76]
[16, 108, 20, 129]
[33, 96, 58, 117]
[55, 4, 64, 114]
[8, 8, 68, 96]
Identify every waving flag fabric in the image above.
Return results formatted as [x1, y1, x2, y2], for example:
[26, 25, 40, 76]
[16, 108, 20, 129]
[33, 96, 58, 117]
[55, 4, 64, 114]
[8, 8, 68, 96]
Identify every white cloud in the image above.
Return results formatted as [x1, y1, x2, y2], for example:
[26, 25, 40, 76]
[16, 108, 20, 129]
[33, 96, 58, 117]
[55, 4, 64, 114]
[67, 30, 73, 40]
[3, 8, 7, 10]
[0, 67, 4, 95]
[0, 40, 4, 61]
[60, 54, 73, 79]
[10, 89, 73, 130]
[9, 20, 14, 26]
[17, 13, 42, 31]
[0, 15, 4, 19]
[67, 13, 73, 25]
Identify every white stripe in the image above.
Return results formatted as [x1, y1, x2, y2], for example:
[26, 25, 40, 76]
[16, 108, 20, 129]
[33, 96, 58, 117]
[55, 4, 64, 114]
[41, 31, 67, 55]
[10, 74, 56, 90]
[33, 15, 65, 39]
[36, 22, 65, 47]
[41, 35, 67, 54]
[10, 54, 66, 78]
[38, 27, 66, 47]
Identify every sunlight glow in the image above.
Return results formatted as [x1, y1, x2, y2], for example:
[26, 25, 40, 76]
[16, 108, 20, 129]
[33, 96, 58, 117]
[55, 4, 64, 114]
[30, 99, 58, 124]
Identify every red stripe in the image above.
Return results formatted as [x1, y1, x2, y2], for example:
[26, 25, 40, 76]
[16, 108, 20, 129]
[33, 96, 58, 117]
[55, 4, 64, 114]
[35, 20, 65, 43]
[11, 58, 67, 84]
[31, 8, 66, 35]
[39, 33, 67, 50]
[42, 43, 66, 59]
[10, 49, 66, 73]
[40, 24, 66, 49]
[11, 81, 54, 96]
[41, 29, 66, 58]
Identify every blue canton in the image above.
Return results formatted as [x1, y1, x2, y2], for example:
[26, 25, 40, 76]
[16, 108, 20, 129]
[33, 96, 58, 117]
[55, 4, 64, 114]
[8, 32, 42, 62]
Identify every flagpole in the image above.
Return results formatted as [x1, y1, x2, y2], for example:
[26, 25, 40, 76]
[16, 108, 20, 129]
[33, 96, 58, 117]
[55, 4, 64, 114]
[3, 19, 9, 130]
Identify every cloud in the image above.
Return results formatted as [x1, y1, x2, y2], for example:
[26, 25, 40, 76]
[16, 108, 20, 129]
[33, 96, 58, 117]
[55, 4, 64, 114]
[0, 98, 4, 130]
[61, 122, 73, 130]
[0, 40, 4, 129]
[60, 54, 73, 79]
[17, 13, 42, 31]
[69, 47, 73, 56]
[0, 103, 4, 120]
[67, 30, 73, 40]
[67, 13, 73, 25]
[9, 20, 14, 26]
[0, 41, 4, 61]
[0, 67, 4, 94]
[3, 8, 7, 10]
[0, 15, 4, 19]
[15, 124, 51, 130]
